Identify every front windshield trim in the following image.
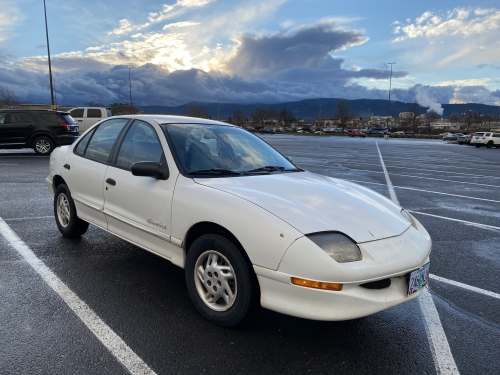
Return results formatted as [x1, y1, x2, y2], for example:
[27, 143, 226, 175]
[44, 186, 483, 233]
[160, 123, 302, 179]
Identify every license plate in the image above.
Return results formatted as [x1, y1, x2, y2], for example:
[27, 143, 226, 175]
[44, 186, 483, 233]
[408, 263, 430, 295]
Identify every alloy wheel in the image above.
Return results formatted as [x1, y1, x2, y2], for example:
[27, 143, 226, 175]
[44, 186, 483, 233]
[194, 250, 237, 311]
[35, 139, 51, 154]
[56, 193, 71, 228]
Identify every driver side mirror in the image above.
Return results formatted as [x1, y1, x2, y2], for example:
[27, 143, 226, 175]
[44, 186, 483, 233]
[131, 162, 169, 180]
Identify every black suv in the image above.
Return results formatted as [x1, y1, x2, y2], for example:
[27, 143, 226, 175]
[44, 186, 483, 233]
[0, 110, 79, 155]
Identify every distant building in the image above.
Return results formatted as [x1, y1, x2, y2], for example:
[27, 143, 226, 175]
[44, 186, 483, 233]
[399, 112, 414, 119]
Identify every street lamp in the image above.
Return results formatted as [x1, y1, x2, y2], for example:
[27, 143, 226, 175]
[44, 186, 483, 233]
[386, 62, 396, 132]
[126, 65, 133, 108]
[43, 0, 55, 109]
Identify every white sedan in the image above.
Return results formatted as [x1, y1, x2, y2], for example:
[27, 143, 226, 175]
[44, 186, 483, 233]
[46, 115, 431, 327]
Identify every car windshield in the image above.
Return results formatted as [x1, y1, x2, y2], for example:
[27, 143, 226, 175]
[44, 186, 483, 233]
[162, 123, 298, 176]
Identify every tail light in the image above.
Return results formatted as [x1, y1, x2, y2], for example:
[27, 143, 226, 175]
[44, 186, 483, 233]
[59, 123, 71, 131]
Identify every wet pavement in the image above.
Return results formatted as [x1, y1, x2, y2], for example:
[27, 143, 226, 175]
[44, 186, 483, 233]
[0, 136, 499, 374]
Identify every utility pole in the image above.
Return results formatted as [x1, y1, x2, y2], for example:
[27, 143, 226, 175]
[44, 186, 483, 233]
[386, 62, 396, 131]
[127, 65, 133, 108]
[43, 0, 55, 109]
[218, 100, 220, 121]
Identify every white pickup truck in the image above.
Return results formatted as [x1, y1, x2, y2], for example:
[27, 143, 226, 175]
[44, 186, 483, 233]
[68, 107, 112, 134]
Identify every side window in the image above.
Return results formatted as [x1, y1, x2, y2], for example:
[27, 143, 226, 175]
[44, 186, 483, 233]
[87, 109, 102, 118]
[74, 129, 95, 155]
[84, 119, 129, 163]
[70, 109, 84, 118]
[493, 133, 500, 138]
[39, 113, 58, 123]
[0, 113, 6, 124]
[115, 120, 163, 170]
[8, 112, 33, 123]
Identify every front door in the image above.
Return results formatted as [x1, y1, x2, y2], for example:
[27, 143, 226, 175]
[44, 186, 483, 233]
[0, 112, 35, 145]
[103, 119, 175, 259]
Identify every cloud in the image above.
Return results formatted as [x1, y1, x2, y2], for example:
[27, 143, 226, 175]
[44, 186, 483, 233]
[392, 7, 500, 70]
[162, 21, 200, 29]
[393, 7, 500, 41]
[0, 1, 24, 44]
[108, 0, 214, 36]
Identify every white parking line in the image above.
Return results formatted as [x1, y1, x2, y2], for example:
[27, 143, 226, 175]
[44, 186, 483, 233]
[410, 211, 500, 232]
[430, 275, 500, 300]
[376, 142, 399, 205]
[0, 217, 157, 375]
[376, 143, 459, 375]
[343, 179, 500, 204]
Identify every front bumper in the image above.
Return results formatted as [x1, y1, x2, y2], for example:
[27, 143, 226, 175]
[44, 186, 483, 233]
[254, 225, 431, 321]
[255, 268, 422, 321]
[46, 175, 54, 199]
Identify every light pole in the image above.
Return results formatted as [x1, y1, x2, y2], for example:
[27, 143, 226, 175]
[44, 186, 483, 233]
[127, 65, 133, 108]
[43, 0, 55, 109]
[386, 62, 396, 131]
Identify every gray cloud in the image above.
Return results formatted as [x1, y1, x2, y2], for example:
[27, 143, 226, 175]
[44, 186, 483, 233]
[224, 21, 407, 84]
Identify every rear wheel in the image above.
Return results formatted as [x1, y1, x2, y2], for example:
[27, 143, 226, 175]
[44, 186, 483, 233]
[33, 136, 54, 155]
[487, 141, 493, 148]
[475, 144, 481, 148]
[185, 234, 258, 327]
[54, 184, 89, 237]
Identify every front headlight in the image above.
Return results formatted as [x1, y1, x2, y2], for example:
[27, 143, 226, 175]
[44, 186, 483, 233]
[401, 209, 418, 229]
[306, 232, 362, 263]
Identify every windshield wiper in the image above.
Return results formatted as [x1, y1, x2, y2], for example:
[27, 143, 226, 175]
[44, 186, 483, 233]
[187, 168, 242, 176]
[245, 166, 301, 174]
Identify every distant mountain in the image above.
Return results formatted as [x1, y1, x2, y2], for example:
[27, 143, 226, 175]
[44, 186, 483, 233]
[139, 99, 500, 120]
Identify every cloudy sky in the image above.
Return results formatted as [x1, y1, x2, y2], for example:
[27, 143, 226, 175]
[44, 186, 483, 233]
[1, 0, 499, 111]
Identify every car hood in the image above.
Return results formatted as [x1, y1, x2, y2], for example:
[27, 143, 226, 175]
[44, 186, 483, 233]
[194, 171, 409, 243]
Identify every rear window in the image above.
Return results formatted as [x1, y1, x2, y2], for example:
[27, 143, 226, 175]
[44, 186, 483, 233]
[70, 109, 84, 118]
[87, 109, 102, 118]
[60, 114, 76, 124]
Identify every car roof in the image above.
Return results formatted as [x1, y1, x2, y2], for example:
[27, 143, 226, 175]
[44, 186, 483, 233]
[112, 114, 236, 127]
[0, 109, 69, 114]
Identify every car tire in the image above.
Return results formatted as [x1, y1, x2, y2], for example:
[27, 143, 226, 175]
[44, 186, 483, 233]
[33, 136, 54, 155]
[475, 144, 481, 148]
[486, 141, 493, 148]
[185, 233, 259, 327]
[495, 145, 500, 149]
[54, 184, 89, 238]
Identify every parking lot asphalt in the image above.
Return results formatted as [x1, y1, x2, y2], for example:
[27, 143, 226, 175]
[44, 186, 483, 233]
[1, 136, 499, 375]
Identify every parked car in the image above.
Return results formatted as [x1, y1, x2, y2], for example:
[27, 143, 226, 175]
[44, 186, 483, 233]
[348, 130, 366, 138]
[259, 128, 275, 134]
[68, 107, 112, 134]
[394, 131, 405, 135]
[472, 132, 500, 148]
[314, 131, 325, 135]
[46, 115, 431, 327]
[465, 133, 474, 145]
[443, 133, 463, 141]
[0, 109, 79, 155]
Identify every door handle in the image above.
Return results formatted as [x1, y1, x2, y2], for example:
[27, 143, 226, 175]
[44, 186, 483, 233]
[106, 178, 116, 186]
[63, 164, 70, 170]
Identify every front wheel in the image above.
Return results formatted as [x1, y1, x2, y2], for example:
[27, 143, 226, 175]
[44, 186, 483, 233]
[185, 234, 259, 327]
[487, 141, 493, 148]
[475, 144, 481, 148]
[54, 184, 89, 237]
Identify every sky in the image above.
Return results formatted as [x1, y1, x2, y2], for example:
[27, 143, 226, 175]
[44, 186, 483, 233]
[1, 0, 500, 113]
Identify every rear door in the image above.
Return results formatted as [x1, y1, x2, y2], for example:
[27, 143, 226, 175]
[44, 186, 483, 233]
[84, 108, 103, 132]
[103, 119, 176, 259]
[63, 118, 130, 229]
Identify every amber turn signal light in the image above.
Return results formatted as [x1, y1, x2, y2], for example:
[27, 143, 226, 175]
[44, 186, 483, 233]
[291, 277, 343, 291]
